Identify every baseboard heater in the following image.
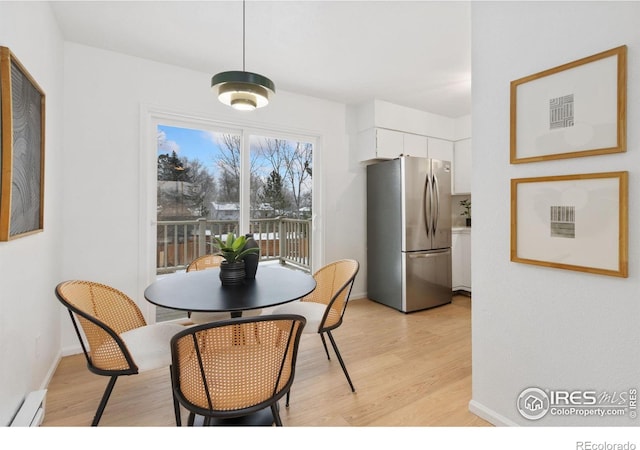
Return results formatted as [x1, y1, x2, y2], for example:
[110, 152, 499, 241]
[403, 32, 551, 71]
[10, 389, 47, 427]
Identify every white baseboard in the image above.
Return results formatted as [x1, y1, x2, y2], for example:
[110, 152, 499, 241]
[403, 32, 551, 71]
[11, 390, 48, 426]
[468, 399, 520, 427]
[61, 344, 83, 357]
[40, 349, 63, 391]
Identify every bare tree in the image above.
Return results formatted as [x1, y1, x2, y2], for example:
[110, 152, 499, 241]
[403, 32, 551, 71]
[256, 138, 312, 217]
[215, 134, 241, 203]
[215, 134, 266, 212]
[285, 142, 313, 216]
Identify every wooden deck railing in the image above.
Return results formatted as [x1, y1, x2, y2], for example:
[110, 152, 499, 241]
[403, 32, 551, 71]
[156, 217, 311, 274]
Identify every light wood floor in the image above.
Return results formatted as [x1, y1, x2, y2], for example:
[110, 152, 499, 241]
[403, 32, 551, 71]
[42, 295, 491, 427]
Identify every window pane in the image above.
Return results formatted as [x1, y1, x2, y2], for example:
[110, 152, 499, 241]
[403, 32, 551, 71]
[249, 135, 313, 266]
[157, 125, 241, 222]
[249, 135, 313, 220]
[156, 125, 241, 271]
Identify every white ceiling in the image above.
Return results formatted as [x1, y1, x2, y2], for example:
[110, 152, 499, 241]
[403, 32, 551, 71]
[50, 1, 471, 118]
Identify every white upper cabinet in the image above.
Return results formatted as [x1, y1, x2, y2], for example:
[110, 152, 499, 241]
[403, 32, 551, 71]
[353, 102, 471, 193]
[453, 138, 472, 194]
[426, 137, 453, 164]
[358, 128, 402, 160]
[402, 132, 428, 158]
[358, 128, 457, 162]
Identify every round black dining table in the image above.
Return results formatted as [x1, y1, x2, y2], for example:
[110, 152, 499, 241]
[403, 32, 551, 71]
[144, 264, 316, 317]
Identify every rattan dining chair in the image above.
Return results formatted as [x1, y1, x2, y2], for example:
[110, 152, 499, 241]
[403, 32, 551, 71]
[55, 280, 185, 426]
[170, 314, 306, 426]
[186, 254, 224, 272]
[186, 254, 262, 324]
[272, 259, 359, 404]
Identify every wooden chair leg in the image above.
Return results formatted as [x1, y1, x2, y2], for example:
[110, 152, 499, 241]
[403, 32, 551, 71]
[92, 375, 118, 426]
[327, 331, 355, 392]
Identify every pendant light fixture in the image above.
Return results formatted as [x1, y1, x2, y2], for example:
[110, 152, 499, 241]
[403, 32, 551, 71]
[211, 0, 275, 111]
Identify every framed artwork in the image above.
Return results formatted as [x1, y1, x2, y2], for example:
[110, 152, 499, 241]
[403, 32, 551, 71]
[511, 172, 628, 278]
[510, 45, 626, 164]
[0, 46, 45, 241]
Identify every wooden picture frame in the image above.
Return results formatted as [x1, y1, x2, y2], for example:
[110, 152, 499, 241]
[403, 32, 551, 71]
[510, 45, 626, 164]
[511, 172, 628, 278]
[0, 46, 45, 241]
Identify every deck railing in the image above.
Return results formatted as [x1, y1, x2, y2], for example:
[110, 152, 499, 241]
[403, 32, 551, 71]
[156, 217, 312, 274]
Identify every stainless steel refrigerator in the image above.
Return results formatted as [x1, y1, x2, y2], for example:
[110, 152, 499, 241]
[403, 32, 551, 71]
[367, 156, 452, 312]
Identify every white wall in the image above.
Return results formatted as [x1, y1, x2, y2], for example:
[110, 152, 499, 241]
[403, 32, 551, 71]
[470, 2, 640, 426]
[60, 43, 367, 351]
[0, 2, 368, 425]
[0, 2, 64, 425]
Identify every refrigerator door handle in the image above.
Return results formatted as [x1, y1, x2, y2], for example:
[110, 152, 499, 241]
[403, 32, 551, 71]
[432, 174, 440, 235]
[423, 172, 431, 238]
[408, 248, 451, 258]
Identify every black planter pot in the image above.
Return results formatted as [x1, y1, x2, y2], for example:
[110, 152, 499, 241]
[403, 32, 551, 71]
[466, 218, 471, 227]
[219, 261, 246, 286]
[243, 234, 260, 279]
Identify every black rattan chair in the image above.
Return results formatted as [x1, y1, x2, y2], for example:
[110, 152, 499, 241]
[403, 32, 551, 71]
[55, 280, 184, 426]
[170, 314, 306, 426]
[272, 259, 359, 404]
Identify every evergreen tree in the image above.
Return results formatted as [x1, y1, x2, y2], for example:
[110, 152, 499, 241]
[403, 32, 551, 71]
[261, 170, 288, 217]
[157, 151, 189, 181]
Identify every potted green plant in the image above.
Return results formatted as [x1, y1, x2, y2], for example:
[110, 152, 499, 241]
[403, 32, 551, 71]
[213, 233, 260, 285]
[460, 199, 471, 227]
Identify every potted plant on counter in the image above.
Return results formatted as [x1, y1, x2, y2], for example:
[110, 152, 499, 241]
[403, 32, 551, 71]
[213, 233, 260, 286]
[460, 199, 471, 227]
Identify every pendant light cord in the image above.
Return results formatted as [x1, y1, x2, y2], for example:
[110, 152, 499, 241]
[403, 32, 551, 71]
[242, 0, 246, 71]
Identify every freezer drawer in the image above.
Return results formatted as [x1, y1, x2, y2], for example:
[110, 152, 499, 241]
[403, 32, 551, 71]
[403, 249, 452, 312]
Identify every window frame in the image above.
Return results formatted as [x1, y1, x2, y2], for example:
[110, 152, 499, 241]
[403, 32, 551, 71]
[139, 106, 323, 322]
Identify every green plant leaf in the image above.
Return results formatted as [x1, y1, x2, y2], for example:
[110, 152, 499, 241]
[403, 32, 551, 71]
[231, 235, 246, 251]
[210, 232, 258, 263]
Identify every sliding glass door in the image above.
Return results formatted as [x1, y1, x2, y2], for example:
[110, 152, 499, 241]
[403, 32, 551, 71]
[151, 120, 315, 322]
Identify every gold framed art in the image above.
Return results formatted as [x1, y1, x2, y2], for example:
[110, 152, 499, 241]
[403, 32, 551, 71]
[510, 45, 626, 164]
[0, 46, 46, 241]
[511, 171, 628, 278]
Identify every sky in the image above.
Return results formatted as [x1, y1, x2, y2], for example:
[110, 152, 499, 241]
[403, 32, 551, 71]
[157, 124, 222, 175]
[157, 124, 314, 185]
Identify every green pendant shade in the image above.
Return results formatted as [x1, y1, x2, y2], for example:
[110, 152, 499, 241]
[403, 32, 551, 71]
[210, 1, 276, 111]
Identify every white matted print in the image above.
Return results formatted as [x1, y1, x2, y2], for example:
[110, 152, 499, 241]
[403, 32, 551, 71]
[511, 172, 628, 277]
[510, 46, 626, 164]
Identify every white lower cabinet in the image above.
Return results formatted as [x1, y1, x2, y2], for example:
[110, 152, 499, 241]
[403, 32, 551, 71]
[452, 228, 471, 292]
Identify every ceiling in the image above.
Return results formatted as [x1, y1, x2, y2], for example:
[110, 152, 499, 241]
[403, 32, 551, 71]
[50, 1, 471, 118]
